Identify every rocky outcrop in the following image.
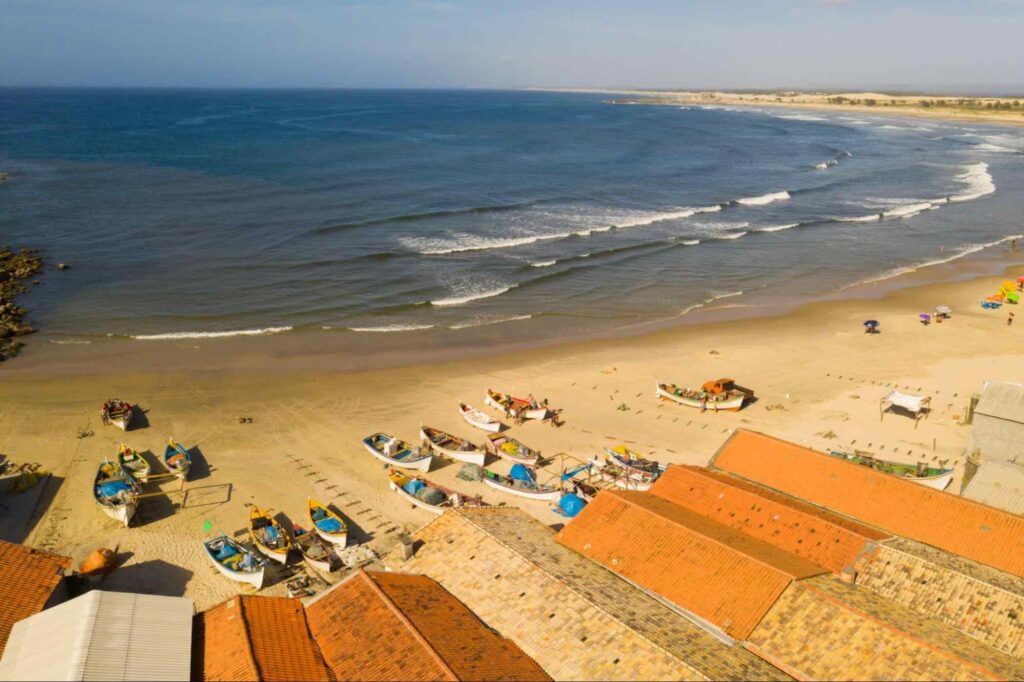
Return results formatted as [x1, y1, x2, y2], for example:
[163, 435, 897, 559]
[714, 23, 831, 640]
[0, 247, 43, 361]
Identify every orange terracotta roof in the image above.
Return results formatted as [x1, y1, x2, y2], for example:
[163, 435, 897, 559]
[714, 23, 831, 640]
[712, 430, 1024, 577]
[555, 489, 827, 639]
[194, 596, 331, 681]
[305, 570, 550, 681]
[0, 540, 70, 658]
[650, 465, 889, 573]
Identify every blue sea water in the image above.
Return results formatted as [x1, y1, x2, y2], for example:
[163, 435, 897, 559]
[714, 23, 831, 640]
[1, 88, 1022, 345]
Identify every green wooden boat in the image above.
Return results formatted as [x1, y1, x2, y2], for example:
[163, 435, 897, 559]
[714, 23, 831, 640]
[827, 449, 953, 491]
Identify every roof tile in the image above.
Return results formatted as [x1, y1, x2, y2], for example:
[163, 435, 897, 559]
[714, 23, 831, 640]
[555, 490, 827, 639]
[712, 430, 1024, 577]
[0, 540, 70, 658]
[650, 466, 888, 573]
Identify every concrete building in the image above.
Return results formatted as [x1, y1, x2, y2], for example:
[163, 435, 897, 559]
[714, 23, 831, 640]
[968, 380, 1024, 464]
[383, 507, 789, 681]
[0, 590, 194, 681]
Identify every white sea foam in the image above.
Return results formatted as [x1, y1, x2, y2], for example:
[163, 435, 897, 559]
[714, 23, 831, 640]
[131, 326, 293, 340]
[836, 213, 883, 223]
[883, 202, 935, 219]
[855, 235, 1023, 287]
[431, 285, 516, 307]
[736, 190, 790, 206]
[718, 231, 748, 240]
[49, 339, 92, 345]
[409, 233, 563, 255]
[814, 160, 838, 170]
[974, 143, 1018, 154]
[449, 314, 533, 330]
[531, 259, 557, 268]
[678, 290, 745, 318]
[680, 239, 701, 246]
[778, 114, 828, 122]
[948, 162, 996, 203]
[347, 324, 435, 333]
[758, 223, 800, 232]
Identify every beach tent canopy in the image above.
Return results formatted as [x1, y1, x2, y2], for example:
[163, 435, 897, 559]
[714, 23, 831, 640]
[882, 390, 930, 414]
[935, 305, 951, 315]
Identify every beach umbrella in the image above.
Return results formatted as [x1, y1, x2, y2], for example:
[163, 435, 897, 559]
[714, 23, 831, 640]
[1018, 276, 1024, 283]
[864, 320, 879, 327]
[919, 314, 931, 323]
[935, 305, 951, 315]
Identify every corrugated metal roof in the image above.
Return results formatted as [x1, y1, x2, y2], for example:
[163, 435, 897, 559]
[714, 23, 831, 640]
[712, 430, 1024, 578]
[963, 460, 1024, 515]
[650, 466, 889, 574]
[0, 590, 193, 681]
[0, 541, 70, 658]
[975, 380, 1024, 423]
[555, 489, 827, 639]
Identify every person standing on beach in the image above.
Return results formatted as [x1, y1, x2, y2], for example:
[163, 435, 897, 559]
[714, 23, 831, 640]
[1010, 312, 1015, 326]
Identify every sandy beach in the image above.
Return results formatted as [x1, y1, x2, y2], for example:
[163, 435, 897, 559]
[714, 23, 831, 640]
[2, 248, 1023, 610]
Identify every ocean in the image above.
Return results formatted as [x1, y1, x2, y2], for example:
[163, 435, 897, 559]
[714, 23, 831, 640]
[1, 88, 1022, 350]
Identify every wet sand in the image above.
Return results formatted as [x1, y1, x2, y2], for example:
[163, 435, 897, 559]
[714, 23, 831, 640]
[2, 252, 1023, 610]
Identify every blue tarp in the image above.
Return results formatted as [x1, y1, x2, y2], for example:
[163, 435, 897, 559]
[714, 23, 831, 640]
[559, 493, 587, 518]
[98, 481, 131, 497]
[404, 479, 426, 496]
[315, 518, 343, 534]
[312, 508, 328, 521]
[216, 544, 238, 561]
[510, 464, 534, 482]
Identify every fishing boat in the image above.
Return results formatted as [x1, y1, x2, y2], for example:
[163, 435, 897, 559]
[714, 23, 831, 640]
[597, 462, 656, 491]
[388, 469, 482, 515]
[481, 466, 562, 502]
[569, 479, 600, 501]
[485, 432, 539, 466]
[605, 445, 661, 481]
[93, 460, 141, 527]
[100, 398, 134, 431]
[484, 389, 549, 421]
[292, 524, 339, 573]
[419, 426, 486, 466]
[204, 535, 265, 589]
[363, 433, 433, 472]
[307, 498, 347, 548]
[459, 402, 503, 432]
[827, 449, 955, 491]
[164, 438, 192, 480]
[655, 378, 752, 412]
[116, 443, 150, 483]
[248, 505, 291, 565]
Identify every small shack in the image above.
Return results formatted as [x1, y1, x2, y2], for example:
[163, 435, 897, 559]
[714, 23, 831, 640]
[967, 380, 1024, 464]
[880, 390, 930, 428]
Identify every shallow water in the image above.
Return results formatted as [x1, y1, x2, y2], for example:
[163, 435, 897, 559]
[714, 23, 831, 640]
[1, 88, 1022, 348]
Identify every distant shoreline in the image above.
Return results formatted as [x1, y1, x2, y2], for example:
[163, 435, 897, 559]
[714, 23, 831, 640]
[530, 87, 1024, 128]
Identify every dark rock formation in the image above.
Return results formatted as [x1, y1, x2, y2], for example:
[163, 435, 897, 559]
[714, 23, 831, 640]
[0, 247, 43, 361]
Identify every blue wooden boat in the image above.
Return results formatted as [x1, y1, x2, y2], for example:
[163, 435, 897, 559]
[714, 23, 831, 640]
[164, 438, 192, 480]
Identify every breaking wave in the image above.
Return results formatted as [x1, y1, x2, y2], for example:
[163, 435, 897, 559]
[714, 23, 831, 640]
[347, 324, 435, 333]
[431, 285, 516, 307]
[736, 191, 791, 206]
[131, 326, 293, 340]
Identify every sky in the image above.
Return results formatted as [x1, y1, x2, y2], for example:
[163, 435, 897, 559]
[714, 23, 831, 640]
[3, 0, 1024, 92]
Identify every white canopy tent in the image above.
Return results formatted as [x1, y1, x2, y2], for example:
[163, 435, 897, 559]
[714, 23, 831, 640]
[881, 390, 931, 428]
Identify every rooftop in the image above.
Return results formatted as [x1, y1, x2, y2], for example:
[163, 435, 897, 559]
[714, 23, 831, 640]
[0, 590, 194, 681]
[650, 465, 888, 573]
[394, 507, 790, 681]
[975, 380, 1024, 423]
[712, 430, 1024, 577]
[962, 460, 1024, 516]
[194, 595, 331, 681]
[304, 569, 550, 681]
[555, 489, 826, 639]
[0, 540, 70, 658]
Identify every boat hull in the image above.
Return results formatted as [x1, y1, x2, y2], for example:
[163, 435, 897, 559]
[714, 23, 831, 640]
[484, 392, 548, 420]
[205, 541, 265, 589]
[598, 469, 654, 491]
[363, 438, 433, 472]
[482, 476, 562, 501]
[656, 384, 745, 411]
[98, 500, 136, 527]
[420, 429, 486, 467]
[389, 479, 446, 515]
[915, 472, 954, 491]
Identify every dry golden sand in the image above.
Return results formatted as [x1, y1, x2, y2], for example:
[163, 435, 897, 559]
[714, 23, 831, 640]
[2, 257, 1024, 609]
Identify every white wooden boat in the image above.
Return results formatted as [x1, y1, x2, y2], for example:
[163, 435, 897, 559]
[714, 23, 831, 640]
[459, 402, 503, 432]
[598, 463, 655, 491]
[388, 469, 483, 515]
[484, 389, 549, 421]
[363, 433, 433, 472]
[248, 505, 291, 565]
[307, 497, 347, 548]
[204, 535, 265, 589]
[164, 438, 192, 480]
[116, 443, 150, 483]
[293, 524, 339, 573]
[655, 381, 747, 412]
[93, 460, 140, 527]
[482, 468, 562, 501]
[420, 426, 486, 466]
[486, 432, 539, 466]
[604, 446, 661, 482]
[101, 399, 134, 430]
